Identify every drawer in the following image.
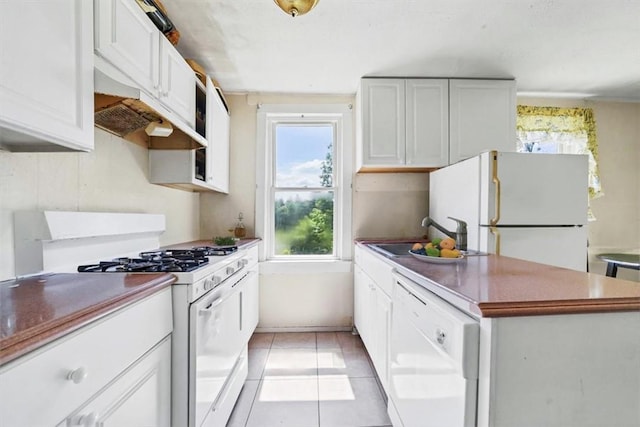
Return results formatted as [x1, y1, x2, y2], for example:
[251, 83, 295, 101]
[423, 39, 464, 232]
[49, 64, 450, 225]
[0, 288, 172, 427]
[57, 336, 171, 427]
[354, 245, 394, 296]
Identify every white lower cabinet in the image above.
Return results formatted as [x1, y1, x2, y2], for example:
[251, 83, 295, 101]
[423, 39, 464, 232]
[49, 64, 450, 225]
[357, 244, 640, 427]
[0, 289, 172, 427]
[241, 267, 260, 342]
[58, 337, 171, 427]
[354, 264, 392, 390]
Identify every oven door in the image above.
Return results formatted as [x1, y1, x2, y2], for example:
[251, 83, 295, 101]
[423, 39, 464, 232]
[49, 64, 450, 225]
[189, 276, 244, 427]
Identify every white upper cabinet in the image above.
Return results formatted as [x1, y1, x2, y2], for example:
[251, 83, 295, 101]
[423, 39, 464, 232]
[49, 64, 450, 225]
[359, 79, 406, 167]
[148, 77, 230, 193]
[94, 0, 160, 95]
[406, 79, 449, 167]
[159, 36, 196, 127]
[357, 77, 516, 171]
[449, 79, 516, 164]
[358, 78, 447, 169]
[94, 0, 195, 128]
[206, 77, 230, 193]
[0, 0, 94, 152]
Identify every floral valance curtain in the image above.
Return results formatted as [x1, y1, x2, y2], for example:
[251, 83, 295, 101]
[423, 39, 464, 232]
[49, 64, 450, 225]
[516, 105, 603, 201]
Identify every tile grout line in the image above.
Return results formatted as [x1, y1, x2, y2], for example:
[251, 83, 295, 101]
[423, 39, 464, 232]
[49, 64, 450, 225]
[243, 333, 274, 427]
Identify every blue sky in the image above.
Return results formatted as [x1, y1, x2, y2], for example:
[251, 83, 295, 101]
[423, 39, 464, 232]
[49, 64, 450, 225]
[275, 124, 333, 188]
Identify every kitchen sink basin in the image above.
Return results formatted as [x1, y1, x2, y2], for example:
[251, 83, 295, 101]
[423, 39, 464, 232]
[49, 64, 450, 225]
[368, 242, 488, 257]
[368, 243, 416, 257]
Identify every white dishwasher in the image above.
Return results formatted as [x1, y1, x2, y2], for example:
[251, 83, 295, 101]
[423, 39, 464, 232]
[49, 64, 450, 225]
[388, 273, 479, 427]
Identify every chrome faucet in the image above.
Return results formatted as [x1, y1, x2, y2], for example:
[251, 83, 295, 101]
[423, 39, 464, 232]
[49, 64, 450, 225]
[421, 216, 468, 251]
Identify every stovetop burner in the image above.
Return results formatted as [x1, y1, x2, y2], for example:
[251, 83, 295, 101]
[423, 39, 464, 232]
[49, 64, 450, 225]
[190, 246, 238, 256]
[78, 254, 209, 273]
[76, 245, 237, 274]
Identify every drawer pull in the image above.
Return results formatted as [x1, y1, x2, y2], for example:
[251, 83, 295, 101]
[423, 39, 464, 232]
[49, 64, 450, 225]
[71, 411, 99, 426]
[67, 367, 88, 384]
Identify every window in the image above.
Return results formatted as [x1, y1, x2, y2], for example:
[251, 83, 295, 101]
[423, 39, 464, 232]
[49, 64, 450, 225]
[256, 104, 353, 262]
[517, 105, 603, 202]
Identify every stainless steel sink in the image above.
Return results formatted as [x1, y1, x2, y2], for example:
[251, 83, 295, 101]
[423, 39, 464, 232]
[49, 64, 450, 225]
[368, 242, 488, 257]
[368, 243, 415, 257]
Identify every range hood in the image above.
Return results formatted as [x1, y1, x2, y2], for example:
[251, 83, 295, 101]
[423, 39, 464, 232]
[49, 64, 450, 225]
[94, 56, 206, 149]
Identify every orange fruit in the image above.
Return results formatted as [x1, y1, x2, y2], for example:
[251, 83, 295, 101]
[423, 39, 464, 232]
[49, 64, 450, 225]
[439, 238, 456, 250]
[412, 243, 423, 251]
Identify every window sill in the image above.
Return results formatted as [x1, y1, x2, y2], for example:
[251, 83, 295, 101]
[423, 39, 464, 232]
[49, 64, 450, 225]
[259, 259, 352, 275]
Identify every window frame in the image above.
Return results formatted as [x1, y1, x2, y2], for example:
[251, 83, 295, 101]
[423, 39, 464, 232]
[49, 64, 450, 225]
[256, 104, 353, 263]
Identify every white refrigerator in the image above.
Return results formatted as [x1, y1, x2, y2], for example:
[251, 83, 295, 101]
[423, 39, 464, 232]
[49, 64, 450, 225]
[429, 151, 588, 271]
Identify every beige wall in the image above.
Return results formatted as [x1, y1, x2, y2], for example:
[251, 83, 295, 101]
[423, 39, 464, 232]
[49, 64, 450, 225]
[354, 172, 429, 239]
[518, 98, 640, 281]
[0, 129, 200, 281]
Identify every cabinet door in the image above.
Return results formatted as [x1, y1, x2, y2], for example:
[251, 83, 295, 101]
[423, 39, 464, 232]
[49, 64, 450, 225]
[241, 269, 260, 341]
[159, 37, 196, 127]
[406, 79, 449, 167]
[94, 0, 160, 95]
[449, 79, 516, 164]
[0, 0, 93, 152]
[353, 266, 370, 346]
[206, 79, 230, 193]
[372, 288, 391, 390]
[360, 79, 406, 167]
[59, 337, 171, 427]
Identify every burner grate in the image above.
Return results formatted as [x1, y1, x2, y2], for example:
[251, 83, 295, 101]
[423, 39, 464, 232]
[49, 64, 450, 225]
[78, 255, 209, 273]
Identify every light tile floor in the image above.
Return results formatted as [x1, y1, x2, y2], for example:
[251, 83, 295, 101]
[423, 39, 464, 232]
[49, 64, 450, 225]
[227, 332, 392, 427]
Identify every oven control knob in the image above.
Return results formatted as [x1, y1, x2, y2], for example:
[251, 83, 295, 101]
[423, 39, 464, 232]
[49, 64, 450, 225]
[205, 277, 220, 290]
[226, 266, 235, 275]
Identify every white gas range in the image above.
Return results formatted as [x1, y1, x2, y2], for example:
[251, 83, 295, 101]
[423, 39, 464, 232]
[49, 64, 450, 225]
[13, 211, 259, 427]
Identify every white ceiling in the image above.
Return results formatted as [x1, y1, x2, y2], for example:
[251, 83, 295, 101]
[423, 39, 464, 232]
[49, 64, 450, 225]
[163, 0, 640, 100]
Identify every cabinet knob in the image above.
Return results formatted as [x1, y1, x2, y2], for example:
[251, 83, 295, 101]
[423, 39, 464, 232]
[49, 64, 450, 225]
[71, 412, 99, 426]
[67, 367, 88, 384]
[436, 329, 446, 345]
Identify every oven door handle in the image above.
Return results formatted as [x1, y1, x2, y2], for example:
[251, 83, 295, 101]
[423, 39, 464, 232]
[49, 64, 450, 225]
[199, 296, 226, 316]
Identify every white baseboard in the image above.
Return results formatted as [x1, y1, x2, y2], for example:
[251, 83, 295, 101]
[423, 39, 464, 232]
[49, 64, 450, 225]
[255, 326, 353, 333]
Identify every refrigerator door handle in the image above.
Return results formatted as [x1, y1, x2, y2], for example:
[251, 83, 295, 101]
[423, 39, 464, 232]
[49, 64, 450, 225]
[490, 150, 501, 226]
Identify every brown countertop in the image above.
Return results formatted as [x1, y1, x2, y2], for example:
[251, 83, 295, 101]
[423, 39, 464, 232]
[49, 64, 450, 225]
[0, 273, 175, 366]
[160, 238, 260, 250]
[357, 240, 640, 317]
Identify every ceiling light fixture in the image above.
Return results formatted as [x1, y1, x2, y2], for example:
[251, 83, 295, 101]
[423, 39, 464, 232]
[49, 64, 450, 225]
[274, 0, 319, 17]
